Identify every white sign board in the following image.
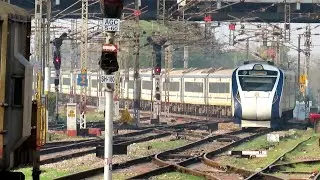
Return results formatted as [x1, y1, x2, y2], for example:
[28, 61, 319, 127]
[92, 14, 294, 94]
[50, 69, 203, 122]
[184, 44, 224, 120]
[102, 44, 118, 52]
[67, 103, 77, 130]
[267, 133, 280, 142]
[103, 18, 120, 32]
[101, 75, 115, 84]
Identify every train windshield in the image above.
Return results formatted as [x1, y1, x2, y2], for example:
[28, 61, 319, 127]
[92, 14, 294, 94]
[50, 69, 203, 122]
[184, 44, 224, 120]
[239, 76, 277, 91]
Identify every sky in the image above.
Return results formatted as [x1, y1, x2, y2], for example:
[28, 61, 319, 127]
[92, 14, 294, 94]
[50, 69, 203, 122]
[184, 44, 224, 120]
[31, 19, 320, 63]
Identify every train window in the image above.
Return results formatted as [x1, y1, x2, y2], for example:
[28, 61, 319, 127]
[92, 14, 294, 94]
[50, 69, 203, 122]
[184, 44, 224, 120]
[239, 77, 276, 91]
[163, 82, 180, 91]
[91, 79, 98, 88]
[63, 78, 70, 85]
[13, 78, 23, 105]
[209, 83, 230, 93]
[142, 81, 152, 89]
[185, 82, 203, 92]
[128, 81, 134, 89]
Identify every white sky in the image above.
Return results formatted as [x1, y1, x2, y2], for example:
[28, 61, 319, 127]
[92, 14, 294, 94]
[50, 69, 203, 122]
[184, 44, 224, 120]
[31, 19, 320, 62]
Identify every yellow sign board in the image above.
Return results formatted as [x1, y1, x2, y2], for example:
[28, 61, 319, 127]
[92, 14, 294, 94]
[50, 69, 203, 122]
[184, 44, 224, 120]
[67, 103, 77, 130]
[81, 68, 87, 74]
[299, 74, 307, 84]
[68, 110, 75, 118]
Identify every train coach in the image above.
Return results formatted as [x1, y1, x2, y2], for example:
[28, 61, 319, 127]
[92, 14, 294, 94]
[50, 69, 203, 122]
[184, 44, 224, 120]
[232, 61, 296, 129]
[54, 67, 234, 118]
[53, 61, 296, 129]
[0, 1, 46, 178]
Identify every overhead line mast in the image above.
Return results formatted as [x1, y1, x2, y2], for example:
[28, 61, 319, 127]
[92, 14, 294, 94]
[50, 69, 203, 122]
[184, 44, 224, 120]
[79, 0, 89, 130]
[133, 0, 141, 126]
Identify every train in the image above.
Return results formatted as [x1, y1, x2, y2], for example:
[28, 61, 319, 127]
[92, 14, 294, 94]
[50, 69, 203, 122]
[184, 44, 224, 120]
[232, 61, 296, 128]
[54, 67, 233, 119]
[0, 1, 46, 178]
[53, 62, 296, 129]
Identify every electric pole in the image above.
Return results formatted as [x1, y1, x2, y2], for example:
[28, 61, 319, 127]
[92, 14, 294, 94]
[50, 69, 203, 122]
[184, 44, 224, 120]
[44, 0, 51, 143]
[79, 0, 89, 130]
[164, 44, 172, 120]
[246, 38, 249, 60]
[70, 19, 76, 104]
[297, 34, 301, 101]
[183, 45, 188, 69]
[34, 0, 47, 178]
[304, 24, 311, 119]
[133, 0, 141, 126]
[284, 0, 291, 42]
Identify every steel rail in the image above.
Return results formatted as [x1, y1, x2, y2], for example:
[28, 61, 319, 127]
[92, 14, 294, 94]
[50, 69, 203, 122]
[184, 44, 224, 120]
[128, 129, 270, 179]
[52, 120, 228, 180]
[40, 132, 172, 165]
[40, 128, 155, 154]
[245, 136, 313, 180]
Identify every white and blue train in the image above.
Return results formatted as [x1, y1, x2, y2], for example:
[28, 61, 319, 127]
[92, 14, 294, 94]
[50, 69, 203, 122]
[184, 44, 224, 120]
[231, 61, 296, 128]
[49, 61, 296, 128]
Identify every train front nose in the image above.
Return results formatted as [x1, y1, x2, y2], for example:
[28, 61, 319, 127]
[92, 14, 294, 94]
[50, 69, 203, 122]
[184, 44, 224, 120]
[241, 92, 272, 120]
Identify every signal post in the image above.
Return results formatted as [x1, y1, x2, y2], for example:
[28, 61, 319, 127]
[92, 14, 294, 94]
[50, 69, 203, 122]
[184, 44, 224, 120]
[99, 1, 123, 179]
[151, 43, 162, 124]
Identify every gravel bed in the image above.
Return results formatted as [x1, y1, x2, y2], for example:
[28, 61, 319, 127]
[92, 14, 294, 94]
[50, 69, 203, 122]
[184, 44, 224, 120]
[180, 141, 230, 157]
[113, 162, 160, 179]
[116, 129, 139, 135]
[43, 135, 188, 176]
[163, 132, 255, 163]
[40, 147, 95, 161]
[218, 122, 241, 131]
[188, 163, 245, 180]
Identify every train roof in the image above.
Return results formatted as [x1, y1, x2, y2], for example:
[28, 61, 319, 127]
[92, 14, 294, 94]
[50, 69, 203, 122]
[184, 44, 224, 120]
[57, 68, 235, 78]
[0, 2, 30, 18]
[237, 63, 279, 71]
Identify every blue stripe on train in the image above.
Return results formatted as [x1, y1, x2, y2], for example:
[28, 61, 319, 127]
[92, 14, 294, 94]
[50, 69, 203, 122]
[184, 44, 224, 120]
[271, 70, 283, 128]
[231, 69, 241, 124]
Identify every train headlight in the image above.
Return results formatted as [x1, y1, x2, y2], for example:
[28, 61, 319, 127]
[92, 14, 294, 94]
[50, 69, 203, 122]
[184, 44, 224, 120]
[272, 93, 278, 104]
[253, 64, 264, 70]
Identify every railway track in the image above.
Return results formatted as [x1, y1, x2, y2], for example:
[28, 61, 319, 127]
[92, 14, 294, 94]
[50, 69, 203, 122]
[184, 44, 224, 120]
[53, 126, 266, 180]
[41, 120, 220, 166]
[201, 127, 314, 180]
[40, 128, 170, 165]
[128, 128, 270, 180]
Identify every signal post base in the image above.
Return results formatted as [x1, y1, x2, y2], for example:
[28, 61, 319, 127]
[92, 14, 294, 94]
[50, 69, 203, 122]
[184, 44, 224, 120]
[67, 130, 77, 137]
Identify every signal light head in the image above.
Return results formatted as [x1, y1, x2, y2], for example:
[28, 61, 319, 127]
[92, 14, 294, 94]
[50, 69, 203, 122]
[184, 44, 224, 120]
[154, 67, 161, 75]
[100, 51, 119, 73]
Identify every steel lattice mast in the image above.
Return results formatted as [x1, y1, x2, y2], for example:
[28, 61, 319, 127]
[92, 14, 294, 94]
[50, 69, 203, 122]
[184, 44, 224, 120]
[79, 0, 88, 129]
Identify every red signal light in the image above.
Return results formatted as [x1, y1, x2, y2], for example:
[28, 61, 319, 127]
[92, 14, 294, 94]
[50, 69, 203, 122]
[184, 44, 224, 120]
[155, 67, 161, 73]
[55, 57, 61, 63]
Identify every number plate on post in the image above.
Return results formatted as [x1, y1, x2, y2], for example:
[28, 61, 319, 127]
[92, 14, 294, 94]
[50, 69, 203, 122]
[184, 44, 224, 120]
[103, 18, 120, 32]
[101, 75, 115, 84]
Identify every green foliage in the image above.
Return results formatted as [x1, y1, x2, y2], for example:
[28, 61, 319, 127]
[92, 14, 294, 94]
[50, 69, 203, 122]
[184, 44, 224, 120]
[48, 93, 56, 117]
[133, 21, 258, 69]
